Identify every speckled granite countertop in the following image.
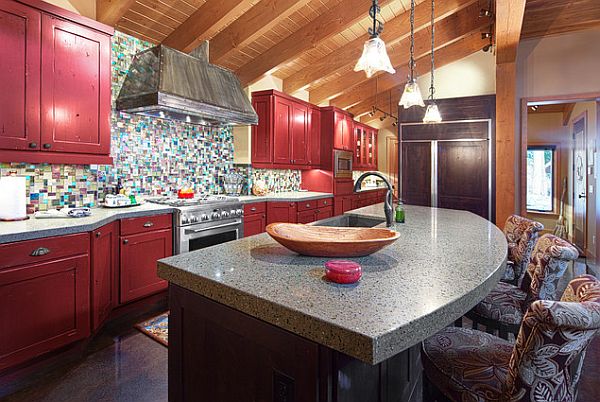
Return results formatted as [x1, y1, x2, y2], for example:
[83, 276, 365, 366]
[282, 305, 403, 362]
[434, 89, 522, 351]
[158, 204, 507, 365]
[239, 191, 333, 203]
[0, 203, 175, 244]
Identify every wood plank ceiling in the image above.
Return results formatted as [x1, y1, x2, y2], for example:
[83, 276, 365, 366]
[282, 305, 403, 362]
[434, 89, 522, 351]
[97, 0, 600, 119]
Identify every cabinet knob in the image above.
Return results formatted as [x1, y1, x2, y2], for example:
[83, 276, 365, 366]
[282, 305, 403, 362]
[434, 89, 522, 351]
[123, 239, 129, 244]
[250, 207, 256, 212]
[96, 232, 102, 238]
[43, 143, 52, 149]
[262, 214, 266, 218]
[29, 142, 37, 149]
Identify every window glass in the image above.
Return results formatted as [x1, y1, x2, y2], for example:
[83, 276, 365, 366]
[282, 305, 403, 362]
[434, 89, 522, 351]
[527, 146, 555, 212]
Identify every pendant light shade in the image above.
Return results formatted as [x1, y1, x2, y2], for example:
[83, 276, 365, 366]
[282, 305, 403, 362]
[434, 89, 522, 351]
[399, 0, 424, 108]
[354, 0, 396, 78]
[423, 103, 442, 123]
[354, 37, 396, 78]
[399, 80, 425, 108]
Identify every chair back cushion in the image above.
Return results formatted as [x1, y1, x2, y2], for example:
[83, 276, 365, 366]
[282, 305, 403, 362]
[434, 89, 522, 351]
[504, 215, 544, 281]
[505, 275, 600, 401]
[520, 234, 578, 304]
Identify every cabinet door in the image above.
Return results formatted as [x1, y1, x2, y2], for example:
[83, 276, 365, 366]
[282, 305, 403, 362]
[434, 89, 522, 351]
[244, 213, 266, 237]
[40, 15, 111, 155]
[120, 229, 172, 304]
[291, 102, 309, 165]
[251, 96, 272, 164]
[0, 1, 41, 151]
[401, 142, 432, 206]
[309, 107, 321, 167]
[273, 97, 292, 164]
[371, 129, 378, 169]
[297, 209, 316, 224]
[0, 254, 90, 371]
[342, 196, 354, 213]
[267, 202, 297, 224]
[316, 206, 333, 221]
[333, 111, 345, 150]
[91, 222, 118, 332]
[343, 116, 354, 151]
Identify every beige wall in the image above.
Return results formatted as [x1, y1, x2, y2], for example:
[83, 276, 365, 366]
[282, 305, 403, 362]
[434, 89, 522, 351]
[43, 0, 96, 19]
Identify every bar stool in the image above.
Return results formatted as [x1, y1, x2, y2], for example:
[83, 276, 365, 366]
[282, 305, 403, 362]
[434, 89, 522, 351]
[423, 275, 600, 402]
[502, 214, 544, 286]
[465, 234, 578, 339]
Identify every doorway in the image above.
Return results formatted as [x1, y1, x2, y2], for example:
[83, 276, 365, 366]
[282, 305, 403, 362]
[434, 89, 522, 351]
[573, 115, 587, 251]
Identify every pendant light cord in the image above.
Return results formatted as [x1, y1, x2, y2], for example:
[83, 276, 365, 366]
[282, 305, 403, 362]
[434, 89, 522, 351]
[429, 0, 435, 100]
[409, 0, 416, 81]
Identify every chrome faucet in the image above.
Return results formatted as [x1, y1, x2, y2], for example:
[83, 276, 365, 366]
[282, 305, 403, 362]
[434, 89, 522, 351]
[353, 172, 394, 227]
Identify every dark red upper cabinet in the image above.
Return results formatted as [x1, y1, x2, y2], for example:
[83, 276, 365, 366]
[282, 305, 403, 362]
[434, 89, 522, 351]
[309, 106, 321, 167]
[322, 107, 354, 152]
[251, 96, 272, 164]
[290, 102, 309, 166]
[273, 96, 292, 165]
[0, 0, 113, 165]
[41, 14, 111, 155]
[0, 0, 41, 151]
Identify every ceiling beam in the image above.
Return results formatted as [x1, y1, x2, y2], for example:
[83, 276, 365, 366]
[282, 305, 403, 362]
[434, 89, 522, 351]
[209, 0, 312, 64]
[349, 32, 489, 120]
[234, 0, 394, 86]
[162, 0, 255, 53]
[96, 0, 136, 26]
[325, 4, 487, 109]
[282, 0, 477, 94]
[522, 0, 600, 39]
[495, 0, 526, 64]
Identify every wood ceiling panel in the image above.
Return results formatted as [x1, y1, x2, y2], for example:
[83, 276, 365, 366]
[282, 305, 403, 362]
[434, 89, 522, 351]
[522, 0, 600, 39]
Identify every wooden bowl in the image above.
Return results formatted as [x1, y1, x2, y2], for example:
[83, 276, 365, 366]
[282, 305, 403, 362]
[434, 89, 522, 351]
[265, 223, 400, 257]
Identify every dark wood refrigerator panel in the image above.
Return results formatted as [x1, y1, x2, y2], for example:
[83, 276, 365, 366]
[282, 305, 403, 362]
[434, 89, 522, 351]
[401, 142, 432, 207]
[437, 141, 489, 218]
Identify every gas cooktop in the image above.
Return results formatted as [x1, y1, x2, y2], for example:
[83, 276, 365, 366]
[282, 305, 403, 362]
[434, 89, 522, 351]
[145, 194, 240, 208]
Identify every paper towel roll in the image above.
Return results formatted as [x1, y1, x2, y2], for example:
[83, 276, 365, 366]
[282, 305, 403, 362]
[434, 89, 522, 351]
[0, 176, 27, 220]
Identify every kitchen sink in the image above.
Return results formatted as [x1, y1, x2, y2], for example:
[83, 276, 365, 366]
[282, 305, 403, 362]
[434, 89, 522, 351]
[309, 215, 384, 228]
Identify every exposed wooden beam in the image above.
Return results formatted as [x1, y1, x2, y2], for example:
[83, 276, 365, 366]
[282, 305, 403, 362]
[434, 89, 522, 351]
[325, 4, 487, 109]
[162, 0, 254, 53]
[209, 0, 311, 64]
[96, 0, 136, 26]
[522, 0, 600, 39]
[282, 0, 477, 94]
[235, 0, 393, 86]
[495, 0, 526, 227]
[351, 32, 489, 120]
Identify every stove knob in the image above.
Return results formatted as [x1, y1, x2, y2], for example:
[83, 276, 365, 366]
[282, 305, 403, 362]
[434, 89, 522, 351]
[200, 214, 209, 221]
[181, 216, 189, 224]
[221, 211, 230, 218]
[191, 215, 199, 223]
[230, 209, 237, 217]
[212, 212, 221, 220]
[236, 209, 244, 217]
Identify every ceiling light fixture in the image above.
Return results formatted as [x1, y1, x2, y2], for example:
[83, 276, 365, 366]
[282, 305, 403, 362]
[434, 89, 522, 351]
[399, 0, 424, 108]
[354, 0, 396, 78]
[423, 0, 442, 123]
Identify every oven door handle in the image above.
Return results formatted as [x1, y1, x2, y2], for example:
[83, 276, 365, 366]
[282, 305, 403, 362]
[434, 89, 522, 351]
[184, 221, 241, 234]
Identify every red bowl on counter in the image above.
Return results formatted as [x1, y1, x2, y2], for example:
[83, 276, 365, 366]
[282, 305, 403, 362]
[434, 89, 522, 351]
[324, 260, 362, 284]
[177, 190, 194, 199]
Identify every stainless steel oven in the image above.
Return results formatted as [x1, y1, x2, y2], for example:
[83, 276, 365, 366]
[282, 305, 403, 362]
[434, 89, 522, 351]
[334, 149, 353, 179]
[176, 217, 243, 254]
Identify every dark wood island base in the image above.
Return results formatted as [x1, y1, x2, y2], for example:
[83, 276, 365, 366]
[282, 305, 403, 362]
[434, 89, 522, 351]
[169, 285, 422, 402]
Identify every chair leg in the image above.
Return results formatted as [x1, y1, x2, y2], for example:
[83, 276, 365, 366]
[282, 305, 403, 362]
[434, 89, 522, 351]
[423, 372, 452, 402]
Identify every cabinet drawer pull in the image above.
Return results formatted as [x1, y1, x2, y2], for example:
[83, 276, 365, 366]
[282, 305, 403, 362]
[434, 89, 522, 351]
[123, 239, 129, 244]
[43, 143, 52, 149]
[143, 221, 154, 228]
[250, 207, 257, 212]
[96, 232, 102, 238]
[29, 142, 37, 149]
[31, 247, 50, 257]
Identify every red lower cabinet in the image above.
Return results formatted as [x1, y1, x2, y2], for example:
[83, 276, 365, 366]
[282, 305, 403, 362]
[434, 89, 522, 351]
[120, 228, 172, 304]
[267, 202, 297, 224]
[297, 209, 315, 224]
[0, 252, 90, 371]
[91, 222, 118, 331]
[316, 206, 333, 220]
[244, 213, 267, 236]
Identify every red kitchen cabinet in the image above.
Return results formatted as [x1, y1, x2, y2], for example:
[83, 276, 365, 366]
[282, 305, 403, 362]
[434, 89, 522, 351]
[267, 201, 297, 224]
[354, 123, 378, 171]
[0, 0, 113, 164]
[329, 109, 353, 151]
[273, 96, 292, 164]
[91, 222, 118, 332]
[0, 0, 41, 151]
[120, 228, 172, 304]
[297, 209, 315, 224]
[315, 206, 333, 221]
[309, 106, 321, 167]
[251, 96, 272, 164]
[244, 202, 267, 237]
[0, 234, 90, 371]
[291, 102, 309, 165]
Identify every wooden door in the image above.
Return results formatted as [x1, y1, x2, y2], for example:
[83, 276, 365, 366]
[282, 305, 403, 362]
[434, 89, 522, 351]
[0, 0, 41, 151]
[0, 255, 90, 371]
[251, 96, 272, 164]
[40, 15, 111, 155]
[291, 102, 309, 165]
[120, 229, 172, 304]
[573, 117, 587, 251]
[91, 222, 118, 331]
[437, 141, 489, 219]
[401, 142, 431, 206]
[273, 97, 292, 164]
[386, 136, 399, 200]
[267, 202, 297, 224]
[243, 213, 266, 237]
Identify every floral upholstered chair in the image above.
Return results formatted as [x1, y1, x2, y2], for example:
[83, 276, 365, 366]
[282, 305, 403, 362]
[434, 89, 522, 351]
[502, 215, 544, 286]
[466, 234, 578, 339]
[422, 275, 600, 402]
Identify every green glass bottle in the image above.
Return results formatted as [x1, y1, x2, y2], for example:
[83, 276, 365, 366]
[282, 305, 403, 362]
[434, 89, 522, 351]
[395, 201, 405, 223]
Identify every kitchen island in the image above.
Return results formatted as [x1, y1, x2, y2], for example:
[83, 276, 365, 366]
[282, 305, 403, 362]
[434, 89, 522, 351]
[158, 204, 507, 402]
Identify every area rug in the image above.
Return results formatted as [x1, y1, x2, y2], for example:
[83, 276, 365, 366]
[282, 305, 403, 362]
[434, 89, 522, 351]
[135, 312, 169, 346]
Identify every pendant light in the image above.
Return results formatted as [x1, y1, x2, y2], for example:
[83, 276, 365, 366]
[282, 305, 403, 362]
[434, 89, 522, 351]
[423, 0, 442, 123]
[399, 0, 425, 108]
[354, 0, 396, 78]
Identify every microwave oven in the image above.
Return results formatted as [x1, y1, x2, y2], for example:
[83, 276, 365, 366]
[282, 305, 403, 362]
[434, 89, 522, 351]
[334, 149, 353, 179]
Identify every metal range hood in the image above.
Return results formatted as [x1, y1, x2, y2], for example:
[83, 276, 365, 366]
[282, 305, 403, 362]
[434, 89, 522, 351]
[116, 42, 258, 126]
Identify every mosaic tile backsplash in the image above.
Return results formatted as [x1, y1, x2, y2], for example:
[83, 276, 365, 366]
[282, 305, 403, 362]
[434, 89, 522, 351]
[0, 31, 299, 212]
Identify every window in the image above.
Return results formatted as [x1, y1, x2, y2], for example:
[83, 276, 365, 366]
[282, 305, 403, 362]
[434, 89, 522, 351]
[526, 146, 556, 213]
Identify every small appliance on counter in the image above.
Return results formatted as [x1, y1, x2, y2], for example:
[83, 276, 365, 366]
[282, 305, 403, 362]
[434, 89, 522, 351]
[0, 173, 27, 221]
